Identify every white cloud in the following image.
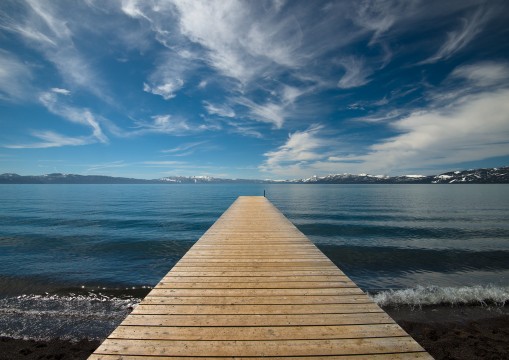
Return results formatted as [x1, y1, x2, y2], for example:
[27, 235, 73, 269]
[203, 101, 235, 118]
[3, 86, 108, 148]
[261, 125, 326, 174]
[25, 0, 71, 40]
[231, 83, 312, 128]
[221, 119, 263, 139]
[450, 62, 509, 87]
[0, 50, 33, 101]
[132, 114, 214, 136]
[85, 161, 127, 173]
[354, 109, 407, 123]
[39, 91, 108, 143]
[236, 97, 286, 129]
[351, 0, 410, 44]
[118, 0, 452, 130]
[171, 0, 302, 84]
[261, 60, 509, 177]
[107, 112, 216, 138]
[316, 88, 509, 176]
[51, 87, 71, 95]
[120, 1, 195, 100]
[143, 79, 184, 100]
[355, 89, 509, 172]
[422, 7, 490, 64]
[0, 1, 106, 98]
[281, 85, 304, 104]
[337, 56, 372, 89]
[120, 0, 149, 19]
[125, 0, 358, 93]
[5, 130, 93, 149]
[162, 141, 206, 153]
[142, 49, 195, 100]
[145, 115, 190, 133]
[161, 141, 208, 157]
[120, 0, 178, 48]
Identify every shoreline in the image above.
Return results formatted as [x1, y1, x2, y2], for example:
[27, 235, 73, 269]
[1, 304, 507, 360]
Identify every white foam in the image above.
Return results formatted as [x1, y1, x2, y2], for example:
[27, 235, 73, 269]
[370, 285, 509, 308]
[0, 293, 141, 341]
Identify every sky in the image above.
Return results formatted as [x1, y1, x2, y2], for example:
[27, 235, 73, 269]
[1, 0, 509, 180]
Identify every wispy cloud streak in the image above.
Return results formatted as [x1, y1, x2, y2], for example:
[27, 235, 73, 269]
[39, 92, 108, 144]
[336, 56, 372, 89]
[0, 50, 33, 101]
[261, 125, 326, 174]
[203, 102, 235, 118]
[5, 130, 93, 149]
[0, 1, 107, 99]
[422, 7, 491, 64]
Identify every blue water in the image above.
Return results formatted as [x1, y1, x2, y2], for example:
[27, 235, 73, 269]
[1, 184, 508, 339]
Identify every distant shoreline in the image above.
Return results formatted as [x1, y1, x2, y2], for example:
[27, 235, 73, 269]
[1, 166, 508, 184]
[0, 166, 509, 185]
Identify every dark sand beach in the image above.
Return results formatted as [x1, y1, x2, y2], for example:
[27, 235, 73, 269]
[0, 338, 99, 360]
[386, 305, 509, 360]
[1, 305, 507, 360]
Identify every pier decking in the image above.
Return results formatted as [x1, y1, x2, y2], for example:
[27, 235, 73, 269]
[89, 196, 432, 359]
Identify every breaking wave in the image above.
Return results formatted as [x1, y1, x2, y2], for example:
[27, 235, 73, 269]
[0, 293, 141, 341]
[370, 285, 509, 308]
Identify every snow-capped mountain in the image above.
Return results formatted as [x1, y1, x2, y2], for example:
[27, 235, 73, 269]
[293, 167, 509, 184]
[430, 167, 509, 184]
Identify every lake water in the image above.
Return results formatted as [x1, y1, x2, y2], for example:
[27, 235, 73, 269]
[1, 184, 508, 339]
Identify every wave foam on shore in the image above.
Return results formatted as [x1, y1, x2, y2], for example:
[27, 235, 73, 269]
[0, 293, 141, 341]
[370, 285, 509, 308]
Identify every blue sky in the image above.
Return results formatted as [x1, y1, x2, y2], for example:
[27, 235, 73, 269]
[1, 0, 509, 179]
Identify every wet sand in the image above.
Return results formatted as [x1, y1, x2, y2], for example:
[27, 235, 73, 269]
[0, 337, 99, 360]
[386, 305, 509, 360]
[1, 305, 508, 360]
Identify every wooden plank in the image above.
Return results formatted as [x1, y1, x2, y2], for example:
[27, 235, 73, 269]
[148, 287, 365, 296]
[88, 196, 432, 359]
[190, 243, 317, 248]
[183, 255, 326, 258]
[90, 353, 431, 360]
[171, 263, 339, 268]
[121, 313, 393, 327]
[94, 337, 425, 357]
[155, 281, 357, 289]
[165, 270, 346, 276]
[181, 252, 325, 256]
[109, 324, 408, 340]
[141, 295, 374, 305]
[131, 303, 384, 315]
[177, 258, 333, 263]
[161, 275, 350, 282]
[168, 268, 343, 272]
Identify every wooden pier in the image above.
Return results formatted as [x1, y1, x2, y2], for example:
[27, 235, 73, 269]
[90, 196, 432, 359]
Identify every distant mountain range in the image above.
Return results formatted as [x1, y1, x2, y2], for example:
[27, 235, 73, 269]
[0, 173, 265, 184]
[1, 166, 508, 184]
[296, 166, 509, 184]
